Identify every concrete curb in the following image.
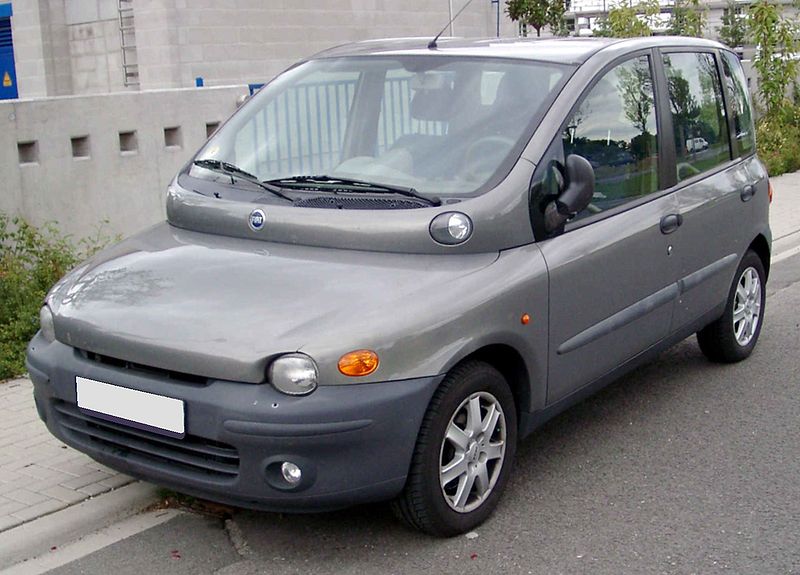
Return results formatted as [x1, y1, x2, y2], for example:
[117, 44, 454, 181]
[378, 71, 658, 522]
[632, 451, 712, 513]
[0, 481, 159, 570]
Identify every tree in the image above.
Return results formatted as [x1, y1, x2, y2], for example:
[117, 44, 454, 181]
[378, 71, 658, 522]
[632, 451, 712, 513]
[748, 0, 799, 116]
[617, 58, 654, 134]
[716, 0, 748, 48]
[669, 0, 707, 37]
[593, 0, 660, 38]
[506, 0, 565, 37]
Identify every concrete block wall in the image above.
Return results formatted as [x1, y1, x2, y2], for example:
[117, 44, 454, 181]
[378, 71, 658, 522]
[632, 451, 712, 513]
[41, 0, 74, 96]
[134, 0, 517, 90]
[0, 85, 245, 240]
[68, 19, 128, 94]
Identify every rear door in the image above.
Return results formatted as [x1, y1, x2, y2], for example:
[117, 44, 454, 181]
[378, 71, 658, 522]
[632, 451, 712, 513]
[658, 49, 762, 329]
[534, 53, 681, 404]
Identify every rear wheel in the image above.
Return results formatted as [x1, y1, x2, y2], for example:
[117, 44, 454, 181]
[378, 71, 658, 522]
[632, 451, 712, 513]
[392, 361, 517, 536]
[697, 249, 766, 362]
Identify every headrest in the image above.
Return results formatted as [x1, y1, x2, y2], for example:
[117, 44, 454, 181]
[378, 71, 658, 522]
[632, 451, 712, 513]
[410, 87, 454, 121]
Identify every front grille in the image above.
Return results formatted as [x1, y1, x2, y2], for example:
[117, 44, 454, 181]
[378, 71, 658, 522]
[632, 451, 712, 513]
[80, 350, 209, 386]
[53, 401, 239, 481]
[293, 196, 428, 209]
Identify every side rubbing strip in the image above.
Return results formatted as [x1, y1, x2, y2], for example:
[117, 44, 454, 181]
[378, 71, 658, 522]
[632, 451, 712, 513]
[678, 253, 738, 294]
[557, 283, 680, 355]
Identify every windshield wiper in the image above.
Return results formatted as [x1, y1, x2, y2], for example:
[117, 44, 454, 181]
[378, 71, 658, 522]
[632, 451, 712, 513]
[193, 159, 294, 202]
[264, 175, 441, 206]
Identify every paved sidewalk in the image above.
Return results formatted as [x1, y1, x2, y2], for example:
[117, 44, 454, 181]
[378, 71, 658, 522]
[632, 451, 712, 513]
[0, 378, 132, 533]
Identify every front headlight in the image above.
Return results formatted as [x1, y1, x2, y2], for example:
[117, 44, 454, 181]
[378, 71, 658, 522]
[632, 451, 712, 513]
[268, 353, 318, 396]
[39, 305, 56, 343]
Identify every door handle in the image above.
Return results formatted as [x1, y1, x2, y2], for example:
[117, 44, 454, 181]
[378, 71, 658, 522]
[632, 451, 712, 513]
[741, 184, 755, 202]
[660, 213, 683, 235]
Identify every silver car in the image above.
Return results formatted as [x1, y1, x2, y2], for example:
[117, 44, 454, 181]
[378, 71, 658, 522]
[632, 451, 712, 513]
[28, 36, 770, 536]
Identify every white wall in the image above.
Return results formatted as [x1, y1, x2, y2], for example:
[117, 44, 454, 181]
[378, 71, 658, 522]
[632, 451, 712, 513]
[0, 85, 245, 239]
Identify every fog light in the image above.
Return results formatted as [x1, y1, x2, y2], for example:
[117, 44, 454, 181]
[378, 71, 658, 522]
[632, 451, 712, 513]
[281, 462, 302, 485]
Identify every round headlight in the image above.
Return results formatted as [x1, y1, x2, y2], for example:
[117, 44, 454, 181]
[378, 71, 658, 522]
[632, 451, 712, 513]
[268, 353, 318, 396]
[429, 212, 473, 245]
[39, 306, 55, 343]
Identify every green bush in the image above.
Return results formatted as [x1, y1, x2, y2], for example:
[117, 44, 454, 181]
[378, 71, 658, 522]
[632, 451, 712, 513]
[0, 214, 110, 380]
[756, 105, 800, 176]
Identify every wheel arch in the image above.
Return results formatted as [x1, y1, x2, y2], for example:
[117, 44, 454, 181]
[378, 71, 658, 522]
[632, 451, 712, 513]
[748, 234, 771, 280]
[447, 343, 533, 432]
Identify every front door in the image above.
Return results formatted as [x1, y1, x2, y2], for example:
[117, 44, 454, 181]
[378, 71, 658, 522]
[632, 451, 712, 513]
[535, 54, 681, 404]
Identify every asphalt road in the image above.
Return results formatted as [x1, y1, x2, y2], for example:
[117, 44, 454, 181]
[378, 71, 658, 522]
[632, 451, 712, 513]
[46, 254, 800, 575]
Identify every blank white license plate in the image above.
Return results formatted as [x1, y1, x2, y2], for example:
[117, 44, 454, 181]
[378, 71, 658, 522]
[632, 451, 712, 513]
[76, 377, 185, 437]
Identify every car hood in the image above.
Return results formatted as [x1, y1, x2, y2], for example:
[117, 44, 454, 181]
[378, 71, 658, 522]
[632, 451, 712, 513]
[48, 223, 498, 383]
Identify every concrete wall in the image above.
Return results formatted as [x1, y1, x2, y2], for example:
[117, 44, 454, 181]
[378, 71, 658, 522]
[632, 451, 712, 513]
[68, 18, 128, 94]
[133, 0, 516, 90]
[0, 85, 245, 239]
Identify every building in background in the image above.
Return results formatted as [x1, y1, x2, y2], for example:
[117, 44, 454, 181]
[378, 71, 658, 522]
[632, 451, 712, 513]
[2, 0, 796, 101]
[565, 0, 797, 39]
[3, 0, 515, 99]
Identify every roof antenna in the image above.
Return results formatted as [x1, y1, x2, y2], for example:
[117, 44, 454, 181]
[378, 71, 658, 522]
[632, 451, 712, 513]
[428, 0, 477, 50]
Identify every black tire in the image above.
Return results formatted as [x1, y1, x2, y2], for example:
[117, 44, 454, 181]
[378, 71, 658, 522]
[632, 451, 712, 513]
[392, 360, 517, 537]
[697, 249, 766, 363]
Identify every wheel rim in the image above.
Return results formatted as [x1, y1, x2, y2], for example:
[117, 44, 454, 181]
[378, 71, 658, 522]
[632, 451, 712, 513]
[733, 266, 761, 347]
[439, 391, 506, 514]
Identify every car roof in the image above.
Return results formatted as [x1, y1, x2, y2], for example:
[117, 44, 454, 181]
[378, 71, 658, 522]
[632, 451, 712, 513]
[310, 36, 727, 66]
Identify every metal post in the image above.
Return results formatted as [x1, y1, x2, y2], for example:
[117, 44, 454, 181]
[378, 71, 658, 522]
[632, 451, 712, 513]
[449, 0, 454, 36]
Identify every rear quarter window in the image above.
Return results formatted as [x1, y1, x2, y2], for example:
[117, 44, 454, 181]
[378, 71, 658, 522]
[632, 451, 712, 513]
[720, 50, 756, 157]
[662, 52, 732, 182]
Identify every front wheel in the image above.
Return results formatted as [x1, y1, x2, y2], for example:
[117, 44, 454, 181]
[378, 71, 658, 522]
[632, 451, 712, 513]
[392, 361, 517, 536]
[697, 249, 766, 363]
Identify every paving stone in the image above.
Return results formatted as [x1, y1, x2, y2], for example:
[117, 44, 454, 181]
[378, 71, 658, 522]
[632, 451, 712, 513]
[0, 497, 27, 516]
[60, 470, 113, 490]
[0, 515, 22, 531]
[9, 498, 67, 522]
[17, 463, 72, 482]
[3, 488, 49, 505]
[40, 484, 89, 504]
[99, 474, 134, 490]
[77, 481, 115, 497]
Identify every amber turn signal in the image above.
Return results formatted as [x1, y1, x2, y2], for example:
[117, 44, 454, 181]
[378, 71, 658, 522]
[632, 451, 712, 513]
[521, 313, 530, 325]
[338, 349, 379, 376]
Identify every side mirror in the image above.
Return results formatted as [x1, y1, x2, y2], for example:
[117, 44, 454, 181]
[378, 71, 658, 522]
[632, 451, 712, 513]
[544, 154, 595, 233]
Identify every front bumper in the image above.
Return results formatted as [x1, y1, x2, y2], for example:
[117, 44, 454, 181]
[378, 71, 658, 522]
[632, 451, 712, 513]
[26, 333, 441, 511]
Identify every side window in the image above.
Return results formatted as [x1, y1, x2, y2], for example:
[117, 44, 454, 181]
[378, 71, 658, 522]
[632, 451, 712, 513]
[662, 52, 732, 182]
[562, 55, 659, 219]
[720, 51, 755, 157]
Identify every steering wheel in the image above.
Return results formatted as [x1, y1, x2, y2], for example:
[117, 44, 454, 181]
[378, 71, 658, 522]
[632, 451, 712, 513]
[462, 136, 516, 182]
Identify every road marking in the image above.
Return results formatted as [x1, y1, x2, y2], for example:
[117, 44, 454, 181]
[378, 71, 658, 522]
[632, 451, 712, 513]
[0, 509, 182, 575]
[772, 243, 800, 265]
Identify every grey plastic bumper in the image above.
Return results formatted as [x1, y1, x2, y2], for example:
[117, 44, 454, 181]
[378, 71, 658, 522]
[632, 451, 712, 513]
[26, 333, 442, 511]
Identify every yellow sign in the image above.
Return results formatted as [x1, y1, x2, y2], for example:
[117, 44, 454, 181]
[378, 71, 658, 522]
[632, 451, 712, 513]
[2, 72, 11, 88]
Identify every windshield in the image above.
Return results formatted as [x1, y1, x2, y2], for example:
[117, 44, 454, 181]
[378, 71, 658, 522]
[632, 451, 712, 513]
[194, 56, 571, 200]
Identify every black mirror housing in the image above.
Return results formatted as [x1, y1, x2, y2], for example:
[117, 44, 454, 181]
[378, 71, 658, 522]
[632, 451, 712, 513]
[544, 154, 595, 233]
